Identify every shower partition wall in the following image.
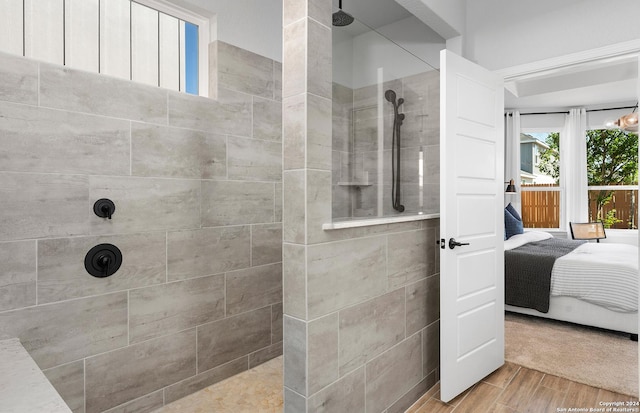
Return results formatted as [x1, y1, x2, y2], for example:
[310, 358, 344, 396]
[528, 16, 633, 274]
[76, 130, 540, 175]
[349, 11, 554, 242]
[332, 17, 440, 221]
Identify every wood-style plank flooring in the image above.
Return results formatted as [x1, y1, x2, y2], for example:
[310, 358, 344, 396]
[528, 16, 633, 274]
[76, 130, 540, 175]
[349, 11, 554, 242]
[406, 362, 639, 413]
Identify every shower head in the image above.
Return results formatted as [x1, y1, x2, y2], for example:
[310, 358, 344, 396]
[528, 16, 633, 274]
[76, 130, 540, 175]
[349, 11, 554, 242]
[384, 89, 396, 103]
[333, 0, 354, 26]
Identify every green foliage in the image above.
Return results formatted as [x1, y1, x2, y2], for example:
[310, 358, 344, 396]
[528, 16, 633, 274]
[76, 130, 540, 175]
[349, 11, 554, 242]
[538, 132, 560, 183]
[586, 129, 638, 186]
[537, 129, 638, 228]
[601, 208, 622, 229]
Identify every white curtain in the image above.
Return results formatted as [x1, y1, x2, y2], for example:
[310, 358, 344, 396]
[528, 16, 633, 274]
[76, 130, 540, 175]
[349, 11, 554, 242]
[561, 108, 588, 228]
[504, 110, 521, 212]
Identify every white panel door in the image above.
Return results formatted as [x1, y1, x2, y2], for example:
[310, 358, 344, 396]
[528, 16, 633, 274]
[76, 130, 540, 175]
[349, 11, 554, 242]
[24, 0, 64, 65]
[0, 0, 24, 56]
[100, 0, 131, 80]
[440, 49, 505, 402]
[131, 2, 159, 86]
[65, 0, 99, 73]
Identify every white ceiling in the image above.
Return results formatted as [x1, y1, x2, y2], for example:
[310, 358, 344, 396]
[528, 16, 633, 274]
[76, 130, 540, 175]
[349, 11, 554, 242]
[504, 54, 638, 110]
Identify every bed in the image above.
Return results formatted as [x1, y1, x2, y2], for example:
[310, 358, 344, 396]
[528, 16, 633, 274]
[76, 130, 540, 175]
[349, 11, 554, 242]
[504, 230, 639, 338]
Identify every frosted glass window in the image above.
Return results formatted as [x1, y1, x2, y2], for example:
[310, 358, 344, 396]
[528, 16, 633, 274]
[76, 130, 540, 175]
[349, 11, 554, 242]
[0, 0, 204, 95]
[100, 0, 131, 80]
[131, 3, 159, 86]
[65, 0, 99, 73]
[159, 14, 180, 91]
[24, 0, 64, 65]
[0, 0, 23, 56]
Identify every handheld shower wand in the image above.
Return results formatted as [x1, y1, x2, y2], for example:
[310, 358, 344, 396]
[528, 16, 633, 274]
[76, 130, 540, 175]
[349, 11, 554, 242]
[385, 90, 405, 213]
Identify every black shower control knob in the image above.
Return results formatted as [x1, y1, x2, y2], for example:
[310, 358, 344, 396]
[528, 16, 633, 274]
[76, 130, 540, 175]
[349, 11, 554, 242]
[93, 198, 115, 219]
[85, 244, 122, 278]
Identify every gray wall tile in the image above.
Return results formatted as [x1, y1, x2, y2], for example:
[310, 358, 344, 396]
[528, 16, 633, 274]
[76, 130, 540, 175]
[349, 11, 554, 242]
[406, 275, 440, 336]
[89, 176, 201, 234]
[131, 123, 226, 179]
[0, 102, 130, 175]
[272, 302, 283, 343]
[253, 96, 282, 142]
[386, 373, 437, 413]
[163, 357, 247, 404]
[283, 315, 307, 396]
[0, 240, 36, 312]
[167, 226, 250, 281]
[85, 329, 196, 413]
[283, 171, 305, 243]
[43, 361, 85, 413]
[274, 61, 282, 102]
[168, 88, 251, 137]
[0, 52, 38, 105]
[101, 391, 164, 413]
[308, 314, 339, 394]
[202, 181, 274, 226]
[305, 170, 333, 244]
[339, 288, 405, 375]
[307, 20, 331, 99]
[308, 0, 332, 27]
[283, 243, 306, 319]
[307, 236, 387, 319]
[40, 64, 167, 123]
[423, 320, 439, 374]
[283, 94, 306, 171]
[252, 223, 283, 266]
[283, 0, 306, 26]
[215, 41, 274, 99]
[0, 292, 128, 369]
[227, 136, 282, 181]
[38, 233, 166, 304]
[197, 307, 271, 372]
[130, 275, 225, 344]
[226, 263, 282, 316]
[275, 182, 283, 222]
[306, 94, 332, 170]
[283, 19, 306, 99]
[387, 229, 429, 288]
[249, 342, 283, 368]
[307, 367, 365, 413]
[0, 173, 89, 242]
[284, 387, 307, 413]
[365, 333, 423, 413]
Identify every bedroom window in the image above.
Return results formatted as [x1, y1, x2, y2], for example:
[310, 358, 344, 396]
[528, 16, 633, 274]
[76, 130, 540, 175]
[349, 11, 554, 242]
[586, 128, 638, 229]
[520, 132, 562, 229]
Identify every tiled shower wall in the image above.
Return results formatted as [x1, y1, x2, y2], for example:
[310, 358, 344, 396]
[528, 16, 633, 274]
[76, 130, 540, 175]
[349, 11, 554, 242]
[0, 41, 282, 413]
[283, 0, 440, 412]
[332, 70, 440, 219]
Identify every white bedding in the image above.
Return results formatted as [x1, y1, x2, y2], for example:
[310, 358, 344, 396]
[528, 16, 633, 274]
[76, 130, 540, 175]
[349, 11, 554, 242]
[506, 231, 638, 313]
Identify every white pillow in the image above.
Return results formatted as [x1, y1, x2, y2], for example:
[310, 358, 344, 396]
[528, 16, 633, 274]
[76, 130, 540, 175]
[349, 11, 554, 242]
[504, 231, 552, 250]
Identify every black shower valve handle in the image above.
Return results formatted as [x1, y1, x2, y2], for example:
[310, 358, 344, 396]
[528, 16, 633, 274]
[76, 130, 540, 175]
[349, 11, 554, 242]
[101, 204, 112, 219]
[98, 254, 111, 277]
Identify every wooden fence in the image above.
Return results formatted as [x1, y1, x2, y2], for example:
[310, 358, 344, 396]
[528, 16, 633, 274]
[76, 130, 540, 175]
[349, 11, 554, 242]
[520, 184, 638, 229]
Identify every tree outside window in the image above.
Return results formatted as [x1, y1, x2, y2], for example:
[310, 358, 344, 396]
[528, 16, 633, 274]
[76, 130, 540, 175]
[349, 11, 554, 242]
[537, 129, 638, 228]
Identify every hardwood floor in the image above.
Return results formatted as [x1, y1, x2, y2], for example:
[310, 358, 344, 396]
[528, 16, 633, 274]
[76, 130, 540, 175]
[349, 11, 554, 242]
[406, 362, 639, 413]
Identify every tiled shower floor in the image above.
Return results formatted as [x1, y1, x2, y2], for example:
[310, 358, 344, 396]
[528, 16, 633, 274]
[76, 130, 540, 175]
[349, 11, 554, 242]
[154, 356, 283, 413]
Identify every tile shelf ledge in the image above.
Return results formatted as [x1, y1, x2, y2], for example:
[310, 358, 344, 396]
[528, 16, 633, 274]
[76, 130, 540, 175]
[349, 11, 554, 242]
[323, 212, 440, 230]
[337, 181, 372, 187]
[0, 338, 72, 412]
